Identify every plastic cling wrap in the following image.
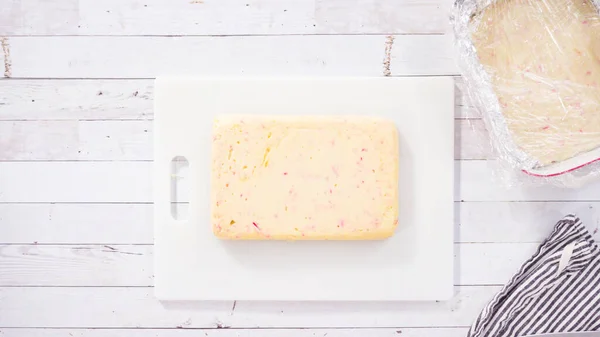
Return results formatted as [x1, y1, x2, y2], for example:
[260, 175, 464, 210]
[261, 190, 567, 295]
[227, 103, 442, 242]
[452, 0, 600, 186]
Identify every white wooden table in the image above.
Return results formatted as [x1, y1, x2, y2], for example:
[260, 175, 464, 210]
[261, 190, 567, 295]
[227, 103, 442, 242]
[1, 1, 600, 336]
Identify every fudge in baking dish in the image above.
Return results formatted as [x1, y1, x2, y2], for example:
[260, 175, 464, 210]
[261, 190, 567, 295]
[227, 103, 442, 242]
[471, 0, 600, 166]
[210, 116, 399, 240]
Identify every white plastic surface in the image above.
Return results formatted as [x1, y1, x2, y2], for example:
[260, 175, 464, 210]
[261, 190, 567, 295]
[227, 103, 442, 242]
[154, 77, 455, 301]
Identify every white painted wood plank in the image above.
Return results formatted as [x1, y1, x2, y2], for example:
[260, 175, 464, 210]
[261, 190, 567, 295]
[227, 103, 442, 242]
[0, 245, 152, 286]
[0, 203, 153, 244]
[459, 202, 600, 243]
[454, 77, 474, 107]
[0, 120, 482, 160]
[0, 80, 153, 120]
[3, 161, 600, 202]
[76, 120, 151, 160]
[0, 162, 152, 202]
[458, 161, 600, 201]
[456, 119, 489, 160]
[0, 120, 152, 160]
[0, 121, 79, 160]
[2, 202, 597, 245]
[0, 243, 545, 286]
[0, 79, 472, 120]
[0, 286, 495, 328]
[453, 78, 485, 118]
[2, 35, 458, 78]
[458, 243, 537, 285]
[0, 120, 153, 161]
[0, 328, 469, 337]
[387, 35, 456, 76]
[0, 0, 452, 36]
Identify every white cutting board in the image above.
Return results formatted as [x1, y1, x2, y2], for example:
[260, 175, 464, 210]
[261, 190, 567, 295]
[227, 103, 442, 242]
[154, 77, 455, 301]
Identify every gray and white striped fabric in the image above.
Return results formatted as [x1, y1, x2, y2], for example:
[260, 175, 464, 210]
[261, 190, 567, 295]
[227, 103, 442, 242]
[468, 215, 600, 337]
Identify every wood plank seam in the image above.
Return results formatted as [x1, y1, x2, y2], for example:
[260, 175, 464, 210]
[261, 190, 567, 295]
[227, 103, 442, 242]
[383, 35, 394, 76]
[1, 37, 10, 77]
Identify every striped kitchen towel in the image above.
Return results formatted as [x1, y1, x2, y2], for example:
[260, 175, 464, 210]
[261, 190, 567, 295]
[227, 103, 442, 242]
[468, 215, 600, 337]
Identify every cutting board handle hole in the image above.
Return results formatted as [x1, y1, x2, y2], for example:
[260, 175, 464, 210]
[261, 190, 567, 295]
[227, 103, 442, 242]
[170, 156, 190, 221]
